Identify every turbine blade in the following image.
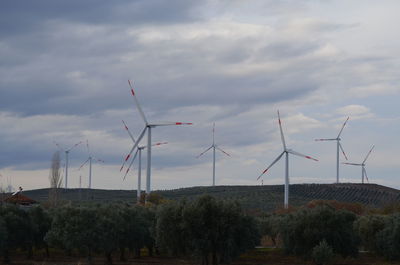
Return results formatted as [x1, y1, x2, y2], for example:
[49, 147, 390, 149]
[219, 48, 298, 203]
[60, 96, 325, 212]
[78, 158, 90, 170]
[342, 162, 362, 166]
[315, 138, 337, 141]
[339, 142, 348, 160]
[86, 140, 90, 155]
[287, 150, 318, 161]
[141, 142, 168, 150]
[123, 149, 139, 180]
[67, 141, 82, 152]
[337, 117, 349, 138]
[362, 145, 375, 164]
[216, 146, 231, 157]
[277, 110, 287, 150]
[152, 142, 168, 147]
[257, 151, 285, 180]
[128, 80, 148, 125]
[122, 120, 136, 143]
[364, 167, 369, 183]
[196, 146, 213, 158]
[120, 127, 147, 172]
[150, 122, 193, 126]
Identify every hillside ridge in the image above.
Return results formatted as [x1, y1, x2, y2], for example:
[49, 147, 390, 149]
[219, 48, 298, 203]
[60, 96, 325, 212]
[18, 183, 400, 212]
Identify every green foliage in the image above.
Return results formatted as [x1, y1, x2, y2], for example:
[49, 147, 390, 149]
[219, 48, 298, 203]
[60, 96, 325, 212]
[258, 214, 282, 246]
[354, 214, 386, 252]
[312, 240, 334, 265]
[156, 195, 260, 265]
[280, 205, 359, 258]
[156, 201, 188, 256]
[0, 205, 33, 262]
[375, 213, 400, 260]
[0, 217, 7, 257]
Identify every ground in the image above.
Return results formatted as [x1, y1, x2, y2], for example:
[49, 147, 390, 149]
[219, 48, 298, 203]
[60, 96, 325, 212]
[3, 248, 400, 265]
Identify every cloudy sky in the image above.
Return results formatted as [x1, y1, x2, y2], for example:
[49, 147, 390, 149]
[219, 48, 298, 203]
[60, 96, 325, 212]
[1, 0, 399, 191]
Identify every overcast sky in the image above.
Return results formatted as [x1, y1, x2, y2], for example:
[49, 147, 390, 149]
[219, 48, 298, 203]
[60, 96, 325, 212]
[1, 0, 399, 192]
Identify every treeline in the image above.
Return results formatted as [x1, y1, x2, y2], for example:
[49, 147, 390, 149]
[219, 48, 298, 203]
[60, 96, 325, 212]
[0, 195, 259, 265]
[259, 202, 400, 264]
[1, 196, 400, 265]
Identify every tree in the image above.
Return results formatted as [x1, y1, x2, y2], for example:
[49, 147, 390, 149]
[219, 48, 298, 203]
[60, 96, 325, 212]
[49, 151, 63, 207]
[45, 207, 100, 264]
[28, 206, 51, 257]
[0, 205, 33, 263]
[156, 201, 188, 256]
[354, 215, 386, 252]
[258, 214, 282, 247]
[0, 217, 7, 262]
[280, 205, 359, 258]
[184, 196, 259, 265]
[375, 213, 400, 260]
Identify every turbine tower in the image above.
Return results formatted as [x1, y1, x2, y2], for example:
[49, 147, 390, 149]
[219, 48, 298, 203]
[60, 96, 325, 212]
[343, 145, 374, 184]
[78, 140, 104, 189]
[121, 80, 192, 195]
[54, 141, 82, 189]
[122, 120, 167, 201]
[315, 117, 349, 183]
[257, 111, 318, 209]
[197, 123, 230, 186]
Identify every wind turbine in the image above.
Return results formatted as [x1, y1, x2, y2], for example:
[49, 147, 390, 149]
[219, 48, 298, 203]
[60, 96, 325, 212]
[122, 120, 167, 201]
[54, 141, 82, 189]
[257, 111, 318, 209]
[196, 123, 230, 186]
[315, 117, 349, 183]
[78, 140, 104, 189]
[120, 80, 192, 195]
[343, 145, 374, 184]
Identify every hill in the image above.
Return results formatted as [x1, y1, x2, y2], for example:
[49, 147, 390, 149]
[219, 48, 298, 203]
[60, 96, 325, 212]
[19, 183, 400, 212]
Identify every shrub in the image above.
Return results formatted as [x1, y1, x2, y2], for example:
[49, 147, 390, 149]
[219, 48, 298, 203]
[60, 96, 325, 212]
[312, 240, 334, 265]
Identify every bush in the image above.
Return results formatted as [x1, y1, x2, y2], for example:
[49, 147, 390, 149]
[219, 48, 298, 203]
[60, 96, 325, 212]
[312, 240, 334, 265]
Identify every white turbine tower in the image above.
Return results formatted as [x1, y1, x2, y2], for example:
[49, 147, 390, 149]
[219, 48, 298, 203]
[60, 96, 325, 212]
[343, 145, 374, 184]
[257, 111, 318, 209]
[78, 140, 104, 189]
[315, 117, 349, 183]
[122, 120, 167, 201]
[120, 80, 192, 195]
[54, 141, 82, 189]
[196, 123, 230, 186]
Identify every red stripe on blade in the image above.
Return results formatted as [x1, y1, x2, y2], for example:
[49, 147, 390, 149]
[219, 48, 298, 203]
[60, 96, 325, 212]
[131, 89, 135, 96]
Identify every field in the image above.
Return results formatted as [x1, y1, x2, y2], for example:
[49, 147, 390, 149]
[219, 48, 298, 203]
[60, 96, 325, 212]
[6, 248, 400, 265]
[23, 183, 400, 212]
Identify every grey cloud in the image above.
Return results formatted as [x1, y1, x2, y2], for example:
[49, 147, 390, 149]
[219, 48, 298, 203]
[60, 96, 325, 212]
[0, 0, 203, 38]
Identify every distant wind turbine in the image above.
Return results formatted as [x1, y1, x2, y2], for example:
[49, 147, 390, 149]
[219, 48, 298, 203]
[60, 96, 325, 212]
[122, 120, 167, 201]
[315, 117, 349, 183]
[343, 145, 375, 184]
[120, 80, 192, 195]
[78, 140, 104, 189]
[196, 123, 230, 186]
[54, 141, 82, 189]
[257, 111, 318, 209]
